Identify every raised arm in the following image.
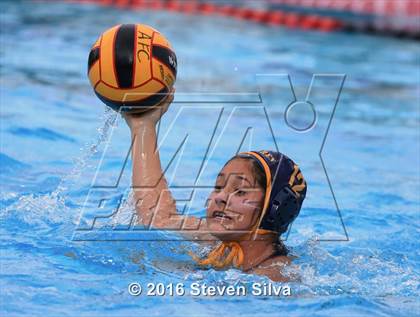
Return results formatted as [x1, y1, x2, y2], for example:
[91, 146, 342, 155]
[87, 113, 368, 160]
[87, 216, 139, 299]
[122, 89, 214, 241]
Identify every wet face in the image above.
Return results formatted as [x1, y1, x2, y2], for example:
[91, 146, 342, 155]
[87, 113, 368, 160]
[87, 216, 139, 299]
[205, 158, 265, 240]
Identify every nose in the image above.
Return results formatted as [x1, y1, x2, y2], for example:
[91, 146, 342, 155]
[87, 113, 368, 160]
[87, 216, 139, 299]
[214, 190, 228, 207]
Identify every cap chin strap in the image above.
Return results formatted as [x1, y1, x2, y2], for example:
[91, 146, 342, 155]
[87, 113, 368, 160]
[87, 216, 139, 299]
[189, 241, 244, 268]
[240, 151, 275, 240]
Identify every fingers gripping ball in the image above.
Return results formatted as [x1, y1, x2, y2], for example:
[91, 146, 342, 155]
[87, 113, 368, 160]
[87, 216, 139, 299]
[88, 24, 177, 113]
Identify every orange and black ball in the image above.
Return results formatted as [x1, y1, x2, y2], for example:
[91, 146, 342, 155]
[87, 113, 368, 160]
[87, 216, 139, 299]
[88, 24, 177, 113]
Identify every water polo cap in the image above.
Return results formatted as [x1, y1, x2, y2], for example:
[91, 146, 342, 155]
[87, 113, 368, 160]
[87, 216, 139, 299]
[237, 150, 307, 235]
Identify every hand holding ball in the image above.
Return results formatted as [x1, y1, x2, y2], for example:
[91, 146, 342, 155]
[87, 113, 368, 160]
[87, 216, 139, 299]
[122, 87, 175, 130]
[87, 24, 177, 113]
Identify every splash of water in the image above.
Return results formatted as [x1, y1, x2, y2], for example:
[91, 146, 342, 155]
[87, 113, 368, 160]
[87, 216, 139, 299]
[1, 108, 119, 227]
[51, 108, 118, 201]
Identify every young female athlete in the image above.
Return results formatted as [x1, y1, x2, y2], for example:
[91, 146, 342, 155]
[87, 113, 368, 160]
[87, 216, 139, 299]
[122, 88, 307, 282]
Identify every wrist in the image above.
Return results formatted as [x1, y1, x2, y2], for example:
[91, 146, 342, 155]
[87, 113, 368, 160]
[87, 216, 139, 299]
[129, 120, 156, 134]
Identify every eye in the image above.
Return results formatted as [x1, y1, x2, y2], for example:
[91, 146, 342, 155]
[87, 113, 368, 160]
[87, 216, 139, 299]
[235, 189, 247, 196]
[214, 185, 222, 192]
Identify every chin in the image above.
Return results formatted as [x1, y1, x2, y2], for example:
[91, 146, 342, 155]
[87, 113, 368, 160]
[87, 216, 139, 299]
[206, 218, 228, 232]
[206, 219, 251, 241]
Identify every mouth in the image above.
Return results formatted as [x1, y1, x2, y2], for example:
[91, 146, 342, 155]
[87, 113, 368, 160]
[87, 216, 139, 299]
[212, 211, 233, 221]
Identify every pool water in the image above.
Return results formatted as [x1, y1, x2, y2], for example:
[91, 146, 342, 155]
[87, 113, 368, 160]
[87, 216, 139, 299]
[1, 1, 419, 316]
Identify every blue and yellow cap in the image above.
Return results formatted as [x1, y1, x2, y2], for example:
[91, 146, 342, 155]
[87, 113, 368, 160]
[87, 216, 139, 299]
[237, 150, 307, 236]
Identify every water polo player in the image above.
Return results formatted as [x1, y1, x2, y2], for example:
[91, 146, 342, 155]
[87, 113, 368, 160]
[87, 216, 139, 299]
[122, 90, 307, 282]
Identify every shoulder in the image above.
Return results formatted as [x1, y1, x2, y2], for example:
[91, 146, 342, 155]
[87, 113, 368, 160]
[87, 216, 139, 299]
[248, 256, 293, 282]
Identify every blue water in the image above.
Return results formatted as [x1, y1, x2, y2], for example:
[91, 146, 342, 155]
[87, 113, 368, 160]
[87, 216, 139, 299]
[1, 1, 419, 316]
